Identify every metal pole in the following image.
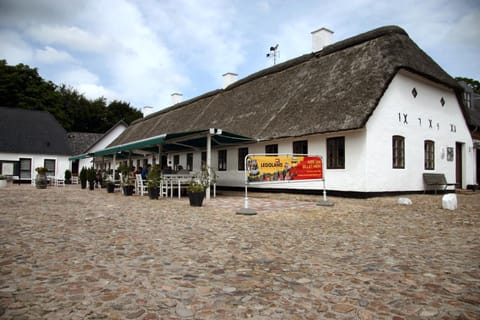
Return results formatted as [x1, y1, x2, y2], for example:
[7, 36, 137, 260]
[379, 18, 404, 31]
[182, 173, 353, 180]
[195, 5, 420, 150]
[236, 154, 257, 215]
[206, 130, 211, 201]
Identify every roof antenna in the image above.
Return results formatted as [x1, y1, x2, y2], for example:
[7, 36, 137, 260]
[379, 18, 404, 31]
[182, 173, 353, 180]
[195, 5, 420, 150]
[266, 44, 279, 65]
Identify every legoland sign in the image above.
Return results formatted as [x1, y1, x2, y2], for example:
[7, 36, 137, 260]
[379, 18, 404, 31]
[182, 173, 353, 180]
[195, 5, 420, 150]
[246, 155, 323, 183]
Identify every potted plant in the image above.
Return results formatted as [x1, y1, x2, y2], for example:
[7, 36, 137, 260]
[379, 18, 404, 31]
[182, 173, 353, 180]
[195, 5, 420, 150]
[118, 162, 134, 196]
[106, 179, 115, 193]
[187, 167, 216, 207]
[64, 169, 72, 184]
[87, 167, 96, 190]
[146, 164, 161, 199]
[35, 167, 48, 189]
[0, 175, 7, 188]
[79, 167, 87, 189]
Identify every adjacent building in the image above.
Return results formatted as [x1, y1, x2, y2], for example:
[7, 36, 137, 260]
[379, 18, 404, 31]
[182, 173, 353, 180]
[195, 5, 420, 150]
[0, 107, 71, 181]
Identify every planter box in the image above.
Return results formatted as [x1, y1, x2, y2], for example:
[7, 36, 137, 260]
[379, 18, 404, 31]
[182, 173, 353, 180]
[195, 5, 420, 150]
[189, 191, 205, 206]
[0, 179, 7, 188]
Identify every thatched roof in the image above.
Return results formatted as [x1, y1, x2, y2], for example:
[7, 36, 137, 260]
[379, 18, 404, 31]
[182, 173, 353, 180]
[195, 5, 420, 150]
[111, 25, 460, 147]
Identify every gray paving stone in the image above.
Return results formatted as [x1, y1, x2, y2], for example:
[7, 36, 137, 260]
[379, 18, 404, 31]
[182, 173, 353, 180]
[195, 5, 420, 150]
[0, 185, 479, 319]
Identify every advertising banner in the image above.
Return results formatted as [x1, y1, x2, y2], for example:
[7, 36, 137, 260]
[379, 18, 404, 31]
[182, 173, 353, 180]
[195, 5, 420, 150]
[246, 154, 323, 182]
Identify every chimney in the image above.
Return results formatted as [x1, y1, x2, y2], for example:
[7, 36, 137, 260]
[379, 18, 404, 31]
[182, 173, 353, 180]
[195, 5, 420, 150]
[311, 27, 334, 52]
[222, 72, 238, 89]
[143, 106, 153, 117]
[171, 92, 183, 105]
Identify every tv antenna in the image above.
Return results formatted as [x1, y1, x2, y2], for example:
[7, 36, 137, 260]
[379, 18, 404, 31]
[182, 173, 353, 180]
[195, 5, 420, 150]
[266, 44, 279, 65]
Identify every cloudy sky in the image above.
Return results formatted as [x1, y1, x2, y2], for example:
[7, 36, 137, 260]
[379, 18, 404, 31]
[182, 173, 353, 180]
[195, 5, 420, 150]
[1, 0, 479, 112]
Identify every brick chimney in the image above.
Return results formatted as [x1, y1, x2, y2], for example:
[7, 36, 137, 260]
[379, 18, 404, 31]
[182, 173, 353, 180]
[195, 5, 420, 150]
[311, 27, 334, 52]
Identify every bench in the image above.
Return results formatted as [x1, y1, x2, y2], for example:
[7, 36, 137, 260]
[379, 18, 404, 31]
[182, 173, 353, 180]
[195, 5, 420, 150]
[423, 173, 456, 194]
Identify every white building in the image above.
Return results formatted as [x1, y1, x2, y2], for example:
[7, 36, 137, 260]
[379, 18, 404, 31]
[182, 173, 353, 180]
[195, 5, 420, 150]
[90, 26, 475, 196]
[0, 107, 71, 182]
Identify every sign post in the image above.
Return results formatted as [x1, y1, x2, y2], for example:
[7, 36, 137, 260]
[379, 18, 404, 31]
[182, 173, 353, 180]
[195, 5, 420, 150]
[236, 154, 333, 215]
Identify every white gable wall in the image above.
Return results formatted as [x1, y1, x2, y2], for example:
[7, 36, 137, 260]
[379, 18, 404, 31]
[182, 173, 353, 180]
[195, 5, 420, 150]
[365, 70, 474, 191]
[79, 124, 127, 169]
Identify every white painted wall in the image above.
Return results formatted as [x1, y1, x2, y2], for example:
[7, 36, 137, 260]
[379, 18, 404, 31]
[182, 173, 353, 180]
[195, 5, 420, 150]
[0, 152, 70, 179]
[365, 70, 474, 191]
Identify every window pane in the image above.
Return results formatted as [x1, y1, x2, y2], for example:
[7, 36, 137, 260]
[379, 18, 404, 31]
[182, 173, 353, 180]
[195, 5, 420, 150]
[326, 137, 345, 169]
[293, 140, 308, 154]
[44, 159, 56, 176]
[20, 158, 32, 179]
[218, 150, 227, 171]
[392, 136, 405, 169]
[238, 147, 248, 170]
[424, 140, 434, 170]
[265, 144, 278, 154]
[186, 153, 193, 171]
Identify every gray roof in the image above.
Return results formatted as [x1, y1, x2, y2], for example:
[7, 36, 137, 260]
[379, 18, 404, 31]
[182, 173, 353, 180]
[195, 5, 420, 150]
[0, 107, 71, 155]
[111, 26, 461, 147]
[67, 132, 104, 155]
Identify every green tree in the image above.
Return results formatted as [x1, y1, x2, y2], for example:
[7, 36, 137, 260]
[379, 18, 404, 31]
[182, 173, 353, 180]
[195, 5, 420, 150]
[106, 100, 143, 126]
[0, 60, 142, 133]
[455, 77, 480, 94]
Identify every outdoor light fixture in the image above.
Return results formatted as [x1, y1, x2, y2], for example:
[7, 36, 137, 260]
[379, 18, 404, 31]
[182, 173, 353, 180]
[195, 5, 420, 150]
[209, 128, 222, 135]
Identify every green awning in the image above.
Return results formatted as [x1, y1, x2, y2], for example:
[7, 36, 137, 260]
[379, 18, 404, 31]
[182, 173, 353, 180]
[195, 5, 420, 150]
[69, 153, 91, 161]
[93, 134, 166, 156]
[91, 129, 254, 157]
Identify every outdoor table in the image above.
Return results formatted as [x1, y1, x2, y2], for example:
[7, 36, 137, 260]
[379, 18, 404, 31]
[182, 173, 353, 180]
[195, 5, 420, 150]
[163, 174, 193, 199]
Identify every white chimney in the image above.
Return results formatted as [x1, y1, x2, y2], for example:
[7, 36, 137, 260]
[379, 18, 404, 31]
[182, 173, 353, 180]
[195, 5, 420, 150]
[143, 106, 153, 117]
[311, 27, 334, 52]
[171, 92, 183, 105]
[222, 72, 238, 89]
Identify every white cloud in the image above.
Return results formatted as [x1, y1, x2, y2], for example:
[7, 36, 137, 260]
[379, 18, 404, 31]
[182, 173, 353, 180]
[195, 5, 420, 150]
[56, 67, 99, 87]
[26, 24, 110, 53]
[0, 30, 34, 64]
[1, 0, 478, 110]
[35, 46, 75, 64]
[76, 83, 119, 102]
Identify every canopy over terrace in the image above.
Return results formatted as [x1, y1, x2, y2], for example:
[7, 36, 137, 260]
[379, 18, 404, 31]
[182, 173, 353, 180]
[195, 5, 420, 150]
[91, 129, 254, 159]
[88, 129, 254, 199]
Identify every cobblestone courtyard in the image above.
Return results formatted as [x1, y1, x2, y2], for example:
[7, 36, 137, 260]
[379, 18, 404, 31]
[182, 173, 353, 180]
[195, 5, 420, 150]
[0, 185, 479, 319]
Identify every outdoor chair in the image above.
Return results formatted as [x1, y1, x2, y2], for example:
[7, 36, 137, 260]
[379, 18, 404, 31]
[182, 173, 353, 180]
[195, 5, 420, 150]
[135, 174, 148, 196]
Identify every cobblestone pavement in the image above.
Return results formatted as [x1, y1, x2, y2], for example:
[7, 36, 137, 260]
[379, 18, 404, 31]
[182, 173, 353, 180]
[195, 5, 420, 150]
[0, 185, 479, 319]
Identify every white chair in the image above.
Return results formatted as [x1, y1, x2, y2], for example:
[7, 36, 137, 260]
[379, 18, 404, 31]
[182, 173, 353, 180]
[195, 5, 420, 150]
[160, 176, 170, 198]
[55, 177, 65, 187]
[135, 174, 148, 196]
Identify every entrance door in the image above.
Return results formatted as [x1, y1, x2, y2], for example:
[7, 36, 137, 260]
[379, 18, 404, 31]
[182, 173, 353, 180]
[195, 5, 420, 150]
[455, 142, 463, 188]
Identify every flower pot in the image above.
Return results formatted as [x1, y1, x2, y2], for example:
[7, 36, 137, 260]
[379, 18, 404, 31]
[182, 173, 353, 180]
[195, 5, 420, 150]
[107, 184, 115, 193]
[35, 174, 48, 189]
[123, 185, 134, 196]
[148, 187, 159, 199]
[81, 180, 87, 189]
[88, 181, 95, 190]
[189, 191, 205, 207]
[0, 179, 7, 188]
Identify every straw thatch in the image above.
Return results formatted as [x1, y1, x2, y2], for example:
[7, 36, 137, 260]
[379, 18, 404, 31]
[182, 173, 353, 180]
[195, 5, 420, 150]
[111, 26, 460, 146]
